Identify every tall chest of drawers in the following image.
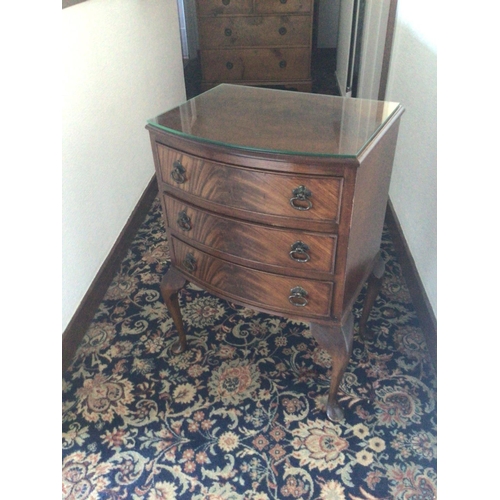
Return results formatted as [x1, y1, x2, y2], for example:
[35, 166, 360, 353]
[195, 0, 314, 92]
[146, 85, 404, 421]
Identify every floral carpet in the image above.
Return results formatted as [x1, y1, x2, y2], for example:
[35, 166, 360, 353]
[62, 197, 437, 500]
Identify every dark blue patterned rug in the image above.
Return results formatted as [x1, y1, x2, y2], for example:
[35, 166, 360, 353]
[62, 197, 437, 499]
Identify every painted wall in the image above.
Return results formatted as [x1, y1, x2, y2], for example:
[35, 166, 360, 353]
[62, 0, 186, 331]
[385, 0, 437, 316]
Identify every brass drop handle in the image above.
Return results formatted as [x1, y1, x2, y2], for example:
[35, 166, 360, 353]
[290, 185, 313, 211]
[279, 60, 287, 68]
[176, 210, 192, 231]
[225, 28, 232, 37]
[289, 286, 308, 307]
[182, 252, 197, 273]
[289, 241, 310, 263]
[171, 160, 186, 184]
[279, 27, 287, 36]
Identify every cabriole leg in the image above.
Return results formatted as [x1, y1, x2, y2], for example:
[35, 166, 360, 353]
[310, 313, 354, 422]
[160, 267, 188, 354]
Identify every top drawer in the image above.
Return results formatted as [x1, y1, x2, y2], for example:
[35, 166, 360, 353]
[254, 0, 313, 14]
[156, 144, 343, 224]
[196, 0, 253, 16]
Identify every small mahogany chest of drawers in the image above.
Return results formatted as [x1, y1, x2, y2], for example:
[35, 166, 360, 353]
[146, 84, 404, 421]
[195, 0, 313, 92]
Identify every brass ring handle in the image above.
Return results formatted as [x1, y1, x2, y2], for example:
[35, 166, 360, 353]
[182, 252, 197, 273]
[176, 210, 192, 231]
[290, 185, 312, 211]
[289, 241, 310, 263]
[171, 161, 186, 184]
[288, 286, 308, 307]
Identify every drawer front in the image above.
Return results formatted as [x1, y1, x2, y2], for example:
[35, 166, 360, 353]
[198, 16, 312, 48]
[201, 48, 310, 82]
[172, 238, 333, 318]
[157, 145, 343, 223]
[196, 0, 253, 16]
[164, 195, 337, 273]
[255, 0, 313, 14]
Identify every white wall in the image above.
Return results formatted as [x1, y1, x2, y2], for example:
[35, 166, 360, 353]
[385, 0, 437, 316]
[62, 0, 186, 331]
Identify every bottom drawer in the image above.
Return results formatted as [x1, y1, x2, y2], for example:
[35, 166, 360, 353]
[200, 48, 311, 82]
[172, 237, 333, 319]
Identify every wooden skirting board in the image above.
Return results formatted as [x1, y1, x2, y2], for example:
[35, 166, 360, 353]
[385, 198, 437, 372]
[62, 176, 159, 374]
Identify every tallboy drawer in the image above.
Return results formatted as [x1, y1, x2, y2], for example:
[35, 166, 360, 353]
[157, 145, 343, 224]
[254, 0, 313, 14]
[198, 16, 312, 48]
[172, 238, 334, 319]
[163, 195, 337, 273]
[201, 47, 310, 82]
[196, 0, 253, 16]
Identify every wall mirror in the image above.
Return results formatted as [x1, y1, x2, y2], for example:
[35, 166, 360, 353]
[176, 0, 397, 101]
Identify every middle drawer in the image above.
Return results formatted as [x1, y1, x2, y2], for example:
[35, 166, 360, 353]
[198, 15, 312, 48]
[163, 194, 337, 274]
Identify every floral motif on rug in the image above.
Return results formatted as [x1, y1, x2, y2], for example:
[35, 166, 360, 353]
[62, 198, 437, 500]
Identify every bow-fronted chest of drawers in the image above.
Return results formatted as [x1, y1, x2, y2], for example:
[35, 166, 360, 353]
[146, 84, 404, 421]
[196, 0, 313, 92]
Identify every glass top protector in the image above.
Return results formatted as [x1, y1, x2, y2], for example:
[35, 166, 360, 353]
[147, 84, 401, 158]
